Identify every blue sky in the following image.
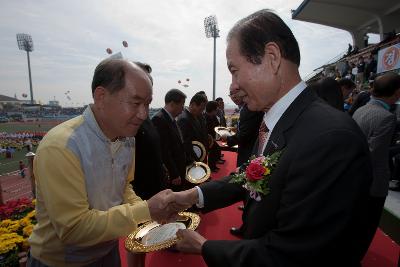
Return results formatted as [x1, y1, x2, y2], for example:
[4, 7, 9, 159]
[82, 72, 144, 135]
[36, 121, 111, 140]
[0, 0, 376, 107]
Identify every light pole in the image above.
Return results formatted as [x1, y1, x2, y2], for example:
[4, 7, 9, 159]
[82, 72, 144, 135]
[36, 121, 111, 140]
[204, 15, 220, 100]
[17, 33, 34, 104]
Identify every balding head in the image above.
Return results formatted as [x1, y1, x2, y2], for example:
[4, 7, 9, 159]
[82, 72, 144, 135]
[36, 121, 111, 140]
[372, 72, 400, 98]
[90, 59, 153, 139]
[91, 59, 151, 95]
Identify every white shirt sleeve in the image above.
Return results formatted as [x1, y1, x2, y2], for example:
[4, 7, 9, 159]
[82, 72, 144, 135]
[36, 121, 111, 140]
[195, 186, 204, 208]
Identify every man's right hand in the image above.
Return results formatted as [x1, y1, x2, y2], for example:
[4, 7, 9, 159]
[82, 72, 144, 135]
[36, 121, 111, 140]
[171, 188, 199, 211]
[147, 189, 176, 223]
[146, 188, 199, 223]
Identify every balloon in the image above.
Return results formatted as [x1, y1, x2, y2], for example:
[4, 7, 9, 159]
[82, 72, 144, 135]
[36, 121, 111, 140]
[106, 48, 113, 54]
[122, 41, 128, 47]
[178, 80, 181, 84]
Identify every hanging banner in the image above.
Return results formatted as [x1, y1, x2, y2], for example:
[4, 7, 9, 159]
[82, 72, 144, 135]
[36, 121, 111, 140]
[377, 43, 400, 73]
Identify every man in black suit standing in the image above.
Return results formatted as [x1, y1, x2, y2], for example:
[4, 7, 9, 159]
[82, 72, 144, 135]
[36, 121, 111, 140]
[172, 10, 375, 267]
[177, 94, 208, 164]
[226, 84, 264, 167]
[152, 89, 189, 191]
[130, 62, 167, 200]
[204, 101, 222, 172]
[224, 83, 264, 237]
[215, 97, 227, 127]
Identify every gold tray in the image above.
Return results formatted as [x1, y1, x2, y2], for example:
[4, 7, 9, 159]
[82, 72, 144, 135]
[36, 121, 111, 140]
[192, 141, 206, 162]
[185, 162, 211, 184]
[125, 212, 200, 253]
[214, 126, 234, 137]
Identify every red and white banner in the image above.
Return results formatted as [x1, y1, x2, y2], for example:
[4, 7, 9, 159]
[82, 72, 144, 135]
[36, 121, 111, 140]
[377, 43, 400, 73]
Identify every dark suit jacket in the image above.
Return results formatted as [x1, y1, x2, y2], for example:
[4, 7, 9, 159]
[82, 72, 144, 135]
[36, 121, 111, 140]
[204, 113, 220, 138]
[152, 109, 189, 190]
[199, 88, 374, 267]
[216, 109, 226, 127]
[177, 109, 209, 163]
[227, 105, 264, 166]
[131, 118, 166, 200]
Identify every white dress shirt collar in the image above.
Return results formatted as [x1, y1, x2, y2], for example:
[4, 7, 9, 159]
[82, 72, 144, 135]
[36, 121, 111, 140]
[263, 81, 307, 133]
[163, 107, 175, 121]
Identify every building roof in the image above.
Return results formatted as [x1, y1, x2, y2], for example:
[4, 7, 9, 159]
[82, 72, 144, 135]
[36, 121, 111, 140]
[292, 0, 400, 47]
[0, 95, 20, 102]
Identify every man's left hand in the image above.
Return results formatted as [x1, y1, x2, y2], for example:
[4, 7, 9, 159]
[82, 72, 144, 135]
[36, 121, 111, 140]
[175, 229, 207, 254]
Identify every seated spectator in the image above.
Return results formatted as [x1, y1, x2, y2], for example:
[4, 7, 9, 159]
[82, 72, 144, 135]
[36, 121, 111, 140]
[348, 78, 374, 116]
[312, 77, 344, 111]
[338, 78, 356, 101]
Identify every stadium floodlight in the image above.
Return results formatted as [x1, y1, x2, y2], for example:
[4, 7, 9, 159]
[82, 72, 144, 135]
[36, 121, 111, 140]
[204, 15, 220, 100]
[16, 33, 34, 104]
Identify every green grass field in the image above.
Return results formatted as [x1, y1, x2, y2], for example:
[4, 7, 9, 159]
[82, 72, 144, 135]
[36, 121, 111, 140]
[0, 149, 36, 175]
[0, 122, 58, 175]
[0, 122, 54, 133]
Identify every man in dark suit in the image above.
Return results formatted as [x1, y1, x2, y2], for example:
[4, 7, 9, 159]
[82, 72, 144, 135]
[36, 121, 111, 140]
[172, 10, 375, 267]
[204, 101, 222, 172]
[152, 89, 189, 191]
[215, 97, 227, 127]
[226, 84, 264, 167]
[224, 83, 264, 237]
[353, 72, 400, 237]
[177, 94, 208, 164]
[131, 62, 167, 200]
[132, 118, 167, 200]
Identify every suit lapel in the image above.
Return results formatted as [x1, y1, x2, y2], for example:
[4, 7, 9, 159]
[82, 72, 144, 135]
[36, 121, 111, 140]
[244, 88, 318, 206]
[263, 87, 317, 156]
[186, 109, 203, 136]
[161, 109, 182, 141]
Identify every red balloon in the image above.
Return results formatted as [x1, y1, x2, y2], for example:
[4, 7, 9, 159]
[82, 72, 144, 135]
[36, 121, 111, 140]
[122, 41, 128, 47]
[106, 48, 113, 54]
[178, 80, 181, 84]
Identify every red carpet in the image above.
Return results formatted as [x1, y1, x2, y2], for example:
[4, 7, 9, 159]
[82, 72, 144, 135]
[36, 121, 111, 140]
[120, 152, 400, 267]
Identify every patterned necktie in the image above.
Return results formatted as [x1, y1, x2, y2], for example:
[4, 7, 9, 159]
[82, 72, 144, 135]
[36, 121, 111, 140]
[257, 121, 269, 156]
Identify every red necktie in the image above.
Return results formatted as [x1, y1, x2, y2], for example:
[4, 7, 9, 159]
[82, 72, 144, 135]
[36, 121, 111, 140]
[257, 121, 269, 155]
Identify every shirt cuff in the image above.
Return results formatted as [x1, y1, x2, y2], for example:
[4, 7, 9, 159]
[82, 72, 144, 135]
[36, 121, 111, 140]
[195, 186, 204, 208]
[130, 200, 152, 224]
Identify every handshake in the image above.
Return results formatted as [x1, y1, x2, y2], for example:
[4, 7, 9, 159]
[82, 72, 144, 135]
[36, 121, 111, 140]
[146, 188, 199, 223]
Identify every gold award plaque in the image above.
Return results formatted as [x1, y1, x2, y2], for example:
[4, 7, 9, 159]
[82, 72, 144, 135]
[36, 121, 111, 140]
[185, 162, 211, 184]
[125, 212, 201, 253]
[214, 127, 234, 138]
[192, 141, 206, 162]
